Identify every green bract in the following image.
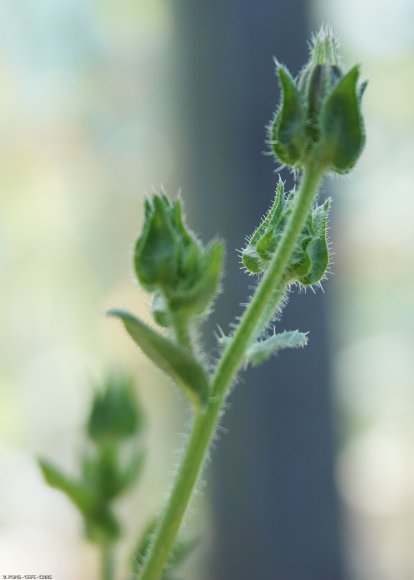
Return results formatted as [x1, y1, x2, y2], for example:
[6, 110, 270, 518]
[242, 178, 331, 287]
[269, 26, 366, 172]
[108, 309, 210, 409]
[271, 66, 307, 166]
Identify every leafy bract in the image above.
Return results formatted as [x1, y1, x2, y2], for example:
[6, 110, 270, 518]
[108, 309, 209, 408]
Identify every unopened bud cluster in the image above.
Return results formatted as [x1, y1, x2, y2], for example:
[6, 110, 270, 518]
[242, 178, 331, 286]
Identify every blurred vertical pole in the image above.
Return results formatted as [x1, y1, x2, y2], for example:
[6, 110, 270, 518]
[171, 2, 346, 579]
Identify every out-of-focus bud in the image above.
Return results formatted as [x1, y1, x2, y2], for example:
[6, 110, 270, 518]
[87, 374, 143, 443]
[269, 26, 366, 173]
[39, 373, 146, 546]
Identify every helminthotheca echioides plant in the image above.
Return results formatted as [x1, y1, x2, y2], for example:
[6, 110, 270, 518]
[40, 25, 366, 580]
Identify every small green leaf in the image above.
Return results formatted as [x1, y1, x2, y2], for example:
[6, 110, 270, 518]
[320, 65, 365, 173]
[246, 330, 308, 366]
[270, 66, 307, 166]
[39, 459, 94, 514]
[108, 309, 209, 408]
[242, 178, 286, 274]
[40, 458, 121, 542]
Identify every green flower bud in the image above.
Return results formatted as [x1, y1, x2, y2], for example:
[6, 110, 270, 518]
[87, 374, 143, 443]
[269, 26, 366, 172]
[134, 194, 224, 323]
[242, 178, 331, 287]
[296, 199, 331, 286]
[134, 195, 183, 292]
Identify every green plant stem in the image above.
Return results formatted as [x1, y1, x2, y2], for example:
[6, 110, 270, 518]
[171, 313, 192, 351]
[101, 542, 115, 580]
[139, 159, 324, 580]
[251, 276, 289, 342]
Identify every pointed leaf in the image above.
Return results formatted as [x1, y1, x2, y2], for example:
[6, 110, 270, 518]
[246, 330, 308, 366]
[270, 66, 306, 166]
[39, 459, 94, 514]
[108, 309, 209, 408]
[320, 65, 365, 173]
[242, 178, 286, 274]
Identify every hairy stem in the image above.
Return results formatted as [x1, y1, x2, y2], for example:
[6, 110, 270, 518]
[138, 159, 323, 580]
[101, 542, 115, 580]
[171, 313, 192, 351]
[250, 276, 289, 342]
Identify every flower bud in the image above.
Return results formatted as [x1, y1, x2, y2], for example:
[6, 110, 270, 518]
[134, 194, 224, 322]
[269, 26, 366, 173]
[242, 178, 331, 286]
[87, 374, 143, 443]
[134, 195, 183, 292]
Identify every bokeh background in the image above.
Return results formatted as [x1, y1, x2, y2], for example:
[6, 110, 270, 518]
[1, 1, 414, 579]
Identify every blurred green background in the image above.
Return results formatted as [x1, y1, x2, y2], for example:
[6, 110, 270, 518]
[1, 1, 414, 579]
